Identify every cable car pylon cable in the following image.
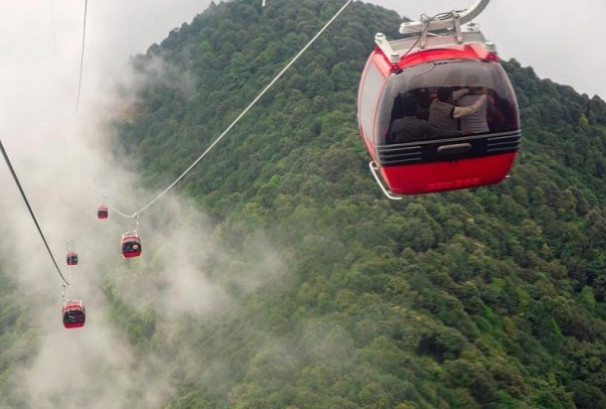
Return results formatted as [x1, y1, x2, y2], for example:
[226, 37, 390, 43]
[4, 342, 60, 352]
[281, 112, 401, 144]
[0, 138, 70, 286]
[102, 195, 136, 219]
[104, 0, 354, 219]
[74, 0, 88, 113]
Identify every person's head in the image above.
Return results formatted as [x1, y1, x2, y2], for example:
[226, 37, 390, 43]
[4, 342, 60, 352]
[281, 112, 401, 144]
[437, 87, 453, 102]
[402, 94, 417, 117]
[415, 89, 431, 108]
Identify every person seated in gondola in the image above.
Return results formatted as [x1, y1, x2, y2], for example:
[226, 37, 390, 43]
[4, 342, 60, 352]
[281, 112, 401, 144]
[429, 87, 487, 135]
[457, 84, 491, 134]
[123, 241, 138, 253]
[389, 94, 436, 143]
[63, 309, 85, 325]
[412, 88, 431, 120]
[121, 233, 142, 257]
[67, 253, 78, 265]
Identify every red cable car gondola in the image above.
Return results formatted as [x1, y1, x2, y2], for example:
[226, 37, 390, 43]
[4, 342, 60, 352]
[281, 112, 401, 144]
[62, 300, 85, 329]
[97, 204, 108, 219]
[357, 2, 520, 197]
[66, 250, 79, 266]
[121, 232, 142, 258]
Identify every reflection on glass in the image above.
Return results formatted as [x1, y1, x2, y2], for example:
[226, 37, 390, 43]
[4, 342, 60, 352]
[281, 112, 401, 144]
[378, 59, 519, 144]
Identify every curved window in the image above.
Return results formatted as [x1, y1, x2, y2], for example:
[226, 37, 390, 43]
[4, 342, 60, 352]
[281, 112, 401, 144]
[376, 59, 519, 144]
[358, 62, 385, 143]
[64, 310, 85, 324]
[122, 240, 141, 253]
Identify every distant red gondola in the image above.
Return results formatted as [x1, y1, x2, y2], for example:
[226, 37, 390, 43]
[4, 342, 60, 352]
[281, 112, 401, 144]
[66, 250, 79, 266]
[121, 233, 142, 258]
[62, 300, 85, 329]
[357, 1, 520, 197]
[97, 204, 108, 219]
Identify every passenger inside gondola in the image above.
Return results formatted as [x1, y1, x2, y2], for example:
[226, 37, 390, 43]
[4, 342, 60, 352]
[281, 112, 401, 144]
[457, 78, 491, 134]
[121, 233, 142, 258]
[429, 87, 487, 134]
[122, 241, 140, 254]
[63, 309, 85, 325]
[66, 252, 79, 265]
[382, 59, 519, 146]
[412, 88, 431, 120]
[389, 93, 436, 143]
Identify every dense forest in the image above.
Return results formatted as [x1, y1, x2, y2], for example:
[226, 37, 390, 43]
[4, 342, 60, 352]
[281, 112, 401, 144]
[4, 0, 606, 407]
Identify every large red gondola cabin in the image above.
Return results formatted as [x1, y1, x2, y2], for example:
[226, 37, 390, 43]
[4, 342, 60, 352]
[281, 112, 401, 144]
[121, 233, 142, 258]
[66, 250, 79, 266]
[62, 300, 85, 329]
[357, 9, 520, 197]
[97, 204, 108, 219]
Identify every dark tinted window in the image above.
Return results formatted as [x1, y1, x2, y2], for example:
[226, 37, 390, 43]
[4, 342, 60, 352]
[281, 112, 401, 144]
[377, 59, 519, 144]
[64, 310, 85, 324]
[123, 240, 141, 253]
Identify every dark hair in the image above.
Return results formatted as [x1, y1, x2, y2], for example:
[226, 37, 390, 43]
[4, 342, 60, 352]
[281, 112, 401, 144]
[402, 94, 417, 116]
[437, 87, 453, 102]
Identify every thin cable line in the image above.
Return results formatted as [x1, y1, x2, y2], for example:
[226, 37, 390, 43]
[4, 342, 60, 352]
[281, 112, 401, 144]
[75, 0, 88, 113]
[103, 197, 137, 219]
[400, 12, 450, 61]
[0, 138, 70, 286]
[106, 0, 354, 218]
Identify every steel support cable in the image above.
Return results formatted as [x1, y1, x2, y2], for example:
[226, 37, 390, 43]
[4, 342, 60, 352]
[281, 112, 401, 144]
[0, 139, 70, 286]
[104, 0, 354, 219]
[400, 12, 449, 61]
[75, 0, 88, 113]
[103, 198, 137, 219]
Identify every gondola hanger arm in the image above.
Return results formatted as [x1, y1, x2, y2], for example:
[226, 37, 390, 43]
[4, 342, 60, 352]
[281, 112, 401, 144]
[399, 0, 490, 35]
[452, 0, 490, 25]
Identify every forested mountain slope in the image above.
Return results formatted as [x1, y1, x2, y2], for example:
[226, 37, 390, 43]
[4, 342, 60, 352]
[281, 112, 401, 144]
[113, 0, 606, 407]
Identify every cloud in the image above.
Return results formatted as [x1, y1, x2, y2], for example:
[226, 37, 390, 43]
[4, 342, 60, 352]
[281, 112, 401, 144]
[0, 1, 290, 408]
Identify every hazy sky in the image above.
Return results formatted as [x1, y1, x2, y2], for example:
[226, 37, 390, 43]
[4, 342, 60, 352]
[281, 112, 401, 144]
[368, 0, 605, 99]
[0, 0, 211, 135]
[1, 0, 600, 127]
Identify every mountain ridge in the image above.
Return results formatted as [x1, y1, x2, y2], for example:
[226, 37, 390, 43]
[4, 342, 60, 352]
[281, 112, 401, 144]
[2, 0, 606, 407]
[112, 1, 606, 407]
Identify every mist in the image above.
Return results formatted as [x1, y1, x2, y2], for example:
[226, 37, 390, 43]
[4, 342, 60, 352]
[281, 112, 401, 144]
[0, 1, 289, 407]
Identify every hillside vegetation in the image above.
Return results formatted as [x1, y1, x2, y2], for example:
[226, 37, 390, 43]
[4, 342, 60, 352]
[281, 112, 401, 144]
[114, 0, 606, 408]
[4, 0, 606, 408]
